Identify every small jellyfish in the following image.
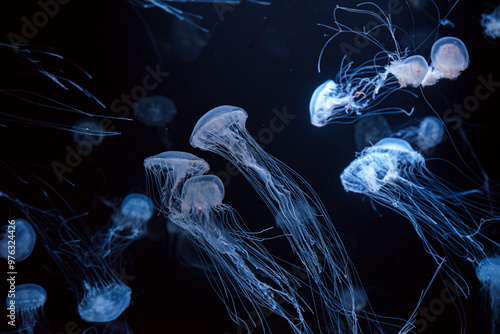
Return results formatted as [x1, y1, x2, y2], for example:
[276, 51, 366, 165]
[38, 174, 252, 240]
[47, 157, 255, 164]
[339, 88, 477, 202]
[94, 193, 154, 264]
[134, 95, 177, 127]
[390, 116, 444, 152]
[354, 115, 391, 151]
[1, 218, 36, 262]
[72, 117, 106, 146]
[78, 281, 131, 322]
[341, 138, 499, 285]
[170, 18, 211, 61]
[481, 6, 500, 39]
[421, 37, 469, 87]
[146, 156, 308, 333]
[385, 55, 429, 88]
[190, 105, 386, 333]
[6, 283, 48, 334]
[340, 287, 368, 313]
[476, 255, 500, 333]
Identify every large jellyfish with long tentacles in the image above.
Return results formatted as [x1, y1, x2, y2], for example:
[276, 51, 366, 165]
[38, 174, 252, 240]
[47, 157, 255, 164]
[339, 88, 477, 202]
[144, 151, 310, 333]
[189, 105, 418, 333]
[340, 138, 499, 290]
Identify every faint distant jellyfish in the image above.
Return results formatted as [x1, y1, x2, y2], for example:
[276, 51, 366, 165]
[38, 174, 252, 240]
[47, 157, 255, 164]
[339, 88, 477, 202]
[190, 105, 381, 333]
[170, 18, 210, 61]
[96, 193, 154, 263]
[0, 218, 36, 262]
[354, 115, 391, 151]
[134, 95, 177, 127]
[421, 37, 469, 86]
[341, 138, 498, 283]
[476, 255, 500, 333]
[6, 283, 47, 334]
[172, 174, 308, 333]
[340, 287, 368, 313]
[390, 116, 444, 151]
[481, 6, 500, 39]
[72, 117, 106, 146]
[0, 191, 131, 323]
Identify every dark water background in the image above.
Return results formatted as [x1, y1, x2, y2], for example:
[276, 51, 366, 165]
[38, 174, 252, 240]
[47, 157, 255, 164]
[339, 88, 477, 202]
[0, 0, 499, 333]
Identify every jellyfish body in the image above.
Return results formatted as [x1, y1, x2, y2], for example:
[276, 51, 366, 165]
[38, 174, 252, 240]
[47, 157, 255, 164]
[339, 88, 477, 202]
[341, 138, 497, 282]
[340, 287, 368, 313]
[476, 255, 500, 332]
[95, 193, 154, 263]
[421, 37, 469, 87]
[390, 116, 444, 151]
[72, 117, 106, 146]
[78, 281, 132, 322]
[354, 115, 391, 151]
[385, 55, 429, 88]
[1, 218, 36, 262]
[134, 95, 177, 127]
[6, 283, 47, 334]
[481, 6, 500, 39]
[146, 155, 309, 333]
[190, 105, 385, 333]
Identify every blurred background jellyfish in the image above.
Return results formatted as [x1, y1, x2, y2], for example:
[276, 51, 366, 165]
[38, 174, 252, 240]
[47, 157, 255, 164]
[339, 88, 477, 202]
[170, 17, 211, 61]
[354, 115, 391, 151]
[0, 189, 131, 323]
[390, 116, 444, 152]
[94, 193, 154, 265]
[340, 138, 499, 286]
[145, 153, 309, 333]
[134, 95, 177, 127]
[190, 105, 398, 333]
[340, 287, 368, 314]
[476, 254, 500, 333]
[72, 117, 107, 147]
[421, 37, 469, 87]
[0, 218, 36, 262]
[6, 283, 48, 334]
[481, 5, 500, 39]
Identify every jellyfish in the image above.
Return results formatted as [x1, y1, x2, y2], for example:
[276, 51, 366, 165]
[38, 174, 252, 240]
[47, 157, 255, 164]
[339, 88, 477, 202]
[476, 255, 500, 333]
[354, 115, 391, 151]
[390, 116, 444, 152]
[134, 95, 177, 127]
[421, 37, 469, 87]
[189, 105, 397, 333]
[481, 6, 500, 39]
[72, 117, 106, 147]
[170, 17, 211, 61]
[0, 189, 131, 323]
[0, 218, 36, 262]
[340, 287, 368, 313]
[94, 193, 154, 264]
[146, 154, 309, 333]
[6, 283, 48, 334]
[340, 138, 499, 286]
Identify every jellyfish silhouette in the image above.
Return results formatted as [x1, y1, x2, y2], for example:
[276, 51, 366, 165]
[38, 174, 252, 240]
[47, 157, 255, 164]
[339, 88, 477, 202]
[145, 153, 309, 333]
[1, 218, 36, 262]
[189, 105, 405, 333]
[134, 95, 177, 127]
[341, 138, 499, 287]
[354, 115, 391, 151]
[476, 255, 500, 333]
[390, 116, 444, 152]
[6, 283, 48, 334]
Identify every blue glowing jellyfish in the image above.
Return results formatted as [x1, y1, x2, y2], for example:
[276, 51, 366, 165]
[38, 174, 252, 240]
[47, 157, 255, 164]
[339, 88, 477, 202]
[1, 218, 36, 262]
[72, 117, 106, 147]
[6, 283, 47, 334]
[390, 116, 444, 152]
[94, 193, 154, 264]
[310, 3, 467, 126]
[134, 95, 177, 127]
[481, 6, 500, 39]
[145, 153, 309, 333]
[341, 138, 499, 285]
[354, 115, 391, 151]
[476, 255, 500, 333]
[189, 105, 397, 333]
[0, 190, 131, 323]
[340, 287, 368, 313]
[421, 37, 469, 87]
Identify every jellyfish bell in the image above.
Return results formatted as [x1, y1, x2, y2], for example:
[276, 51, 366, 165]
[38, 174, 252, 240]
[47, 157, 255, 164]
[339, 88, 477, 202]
[180, 175, 224, 214]
[354, 115, 391, 151]
[1, 218, 36, 262]
[119, 193, 154, 224]
[390, 116, 444, 152]
[72, 117, 106, 146]
[6, 283, 48, 333]
[421, 37, 469, 86]
[475, 255, 500, 332]
[134, 95, 177, 127]
[309, 80, 352, 127]
[481, 6, 500, 39]
[385, 55, 429, 88]
[78, 281, 131, 322]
